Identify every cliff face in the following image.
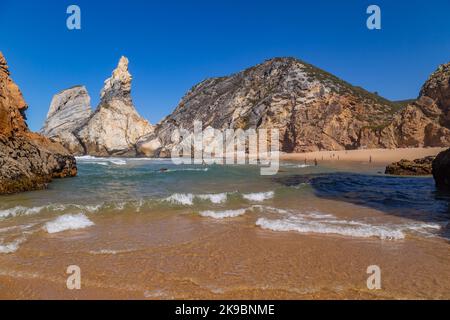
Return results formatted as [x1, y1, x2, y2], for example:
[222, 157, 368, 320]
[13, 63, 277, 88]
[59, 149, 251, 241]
[137, 57, 450, 157]
[40, 85, 92, 154]
[42, 57, 154, 156]
[375, 62, 450, 148]
[0, 52, 77, 194]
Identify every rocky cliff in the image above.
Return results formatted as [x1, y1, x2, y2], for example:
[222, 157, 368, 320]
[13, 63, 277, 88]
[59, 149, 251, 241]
[375, 61, 450, 148]
[40, 85, 92, 154]
[42, 56, 154, 156]
[41, 56, 450, 158]
[0, 52, 77, 194]
[137, 57, 450, 157]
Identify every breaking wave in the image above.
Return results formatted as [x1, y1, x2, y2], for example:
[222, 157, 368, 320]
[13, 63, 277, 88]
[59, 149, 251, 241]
[256, 216, 406, 240]
[44, 213, 94, 234]
[254, 207, 444, 240]
[199, 208, 248, 219]
[243, 191, 274, 202]
[0, 237, 26, 254]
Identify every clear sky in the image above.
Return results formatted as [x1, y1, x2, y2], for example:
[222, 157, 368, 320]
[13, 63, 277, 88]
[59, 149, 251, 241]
[1, 0, 449, 131]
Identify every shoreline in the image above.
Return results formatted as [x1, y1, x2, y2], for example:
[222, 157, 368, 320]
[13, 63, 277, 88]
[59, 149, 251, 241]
[280, 147, 446, 165]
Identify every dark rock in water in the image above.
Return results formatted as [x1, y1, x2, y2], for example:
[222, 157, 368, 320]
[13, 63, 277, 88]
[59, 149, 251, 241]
[0, 52, 77, 194]
[432, 149, 450, 189]
[385, 157, 434, 176]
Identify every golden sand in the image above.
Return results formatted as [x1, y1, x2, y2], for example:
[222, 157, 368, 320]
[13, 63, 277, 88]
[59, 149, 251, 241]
[281, 147, 446, 164]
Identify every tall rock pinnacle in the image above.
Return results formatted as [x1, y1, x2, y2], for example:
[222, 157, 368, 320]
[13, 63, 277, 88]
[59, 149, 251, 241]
[76, 56, 154, 156]
[100, 56, 132, 104]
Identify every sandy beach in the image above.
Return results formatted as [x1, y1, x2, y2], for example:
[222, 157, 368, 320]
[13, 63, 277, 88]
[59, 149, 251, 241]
[0, 156, 449, 299]
[281, 147, 446, 165]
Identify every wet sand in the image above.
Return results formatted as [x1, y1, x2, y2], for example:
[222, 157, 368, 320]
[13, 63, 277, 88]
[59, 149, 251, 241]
[281, 147, 446, 164]
[0, 155, 449, 300]
[0, 197, 449, 300]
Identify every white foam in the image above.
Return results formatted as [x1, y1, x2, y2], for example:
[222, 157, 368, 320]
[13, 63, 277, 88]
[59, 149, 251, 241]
[164, 193, 195, 206]
[199, 208, 248, 219]
[163, 192, 229, 205]
[0, 206, 45, 219]
[282, 163, 312, 168]
[0, 237, 26, 254]
[109, 159, 127, 165]
[44, 214, 94, 234]
[197, 193, 228, 204]
[256, 216, 405, 240]
[165, 168, 209, 172]
[89, 249, 134, 255]
[243, 191, 275, 202]
[94, 162, 109, 166]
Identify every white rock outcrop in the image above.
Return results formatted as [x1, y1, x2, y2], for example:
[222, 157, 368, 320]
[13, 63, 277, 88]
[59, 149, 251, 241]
[40, 86, 92, 154]
[42, 56, 154, 156]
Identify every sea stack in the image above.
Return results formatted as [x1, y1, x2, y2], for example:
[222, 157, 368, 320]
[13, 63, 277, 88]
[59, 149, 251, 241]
[77, 56, 154, 156]
[42, 56, 154, 156]
[0, 52, 77, 194]
[40, 85, 92, 154]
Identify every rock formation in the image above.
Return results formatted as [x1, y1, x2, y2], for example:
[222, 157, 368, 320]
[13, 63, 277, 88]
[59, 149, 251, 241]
[78, 56, 154, 156]
[385, 157, 434, 176]
[377, 62, 450, 148]
[432, 148, 450, 189]
[40, 85, 92, 154]
[137, 57, 450, 157]
[42, 56, 154, 156]
[0, 52, 77, 194]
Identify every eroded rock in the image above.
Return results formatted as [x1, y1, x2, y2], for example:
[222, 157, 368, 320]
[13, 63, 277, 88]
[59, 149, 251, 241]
[0, 52, 77, 194]
[41, 85, 92, 154]
[77, 56, 154, 156]
[385, 156, 434, 176]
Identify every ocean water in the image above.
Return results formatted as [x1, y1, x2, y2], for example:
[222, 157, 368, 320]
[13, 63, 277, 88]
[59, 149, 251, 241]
[0, 157, 449, 299]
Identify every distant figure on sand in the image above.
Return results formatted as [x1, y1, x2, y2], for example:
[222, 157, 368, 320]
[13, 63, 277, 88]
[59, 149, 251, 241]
[314, 158, 318, 166]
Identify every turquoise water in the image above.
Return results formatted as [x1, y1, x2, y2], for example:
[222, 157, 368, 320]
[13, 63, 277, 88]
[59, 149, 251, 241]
[0, 156, 449, 247]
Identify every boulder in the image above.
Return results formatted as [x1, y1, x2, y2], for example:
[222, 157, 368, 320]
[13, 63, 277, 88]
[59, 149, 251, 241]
[432, 148, 450, 189]
[385, 156, 434, 176]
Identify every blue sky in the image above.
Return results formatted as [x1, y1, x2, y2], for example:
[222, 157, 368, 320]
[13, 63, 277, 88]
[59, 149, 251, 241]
[1, 0, 449, 131]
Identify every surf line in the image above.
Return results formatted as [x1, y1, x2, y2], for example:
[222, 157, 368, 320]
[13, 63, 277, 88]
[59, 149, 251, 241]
[175, 304, 209, 318]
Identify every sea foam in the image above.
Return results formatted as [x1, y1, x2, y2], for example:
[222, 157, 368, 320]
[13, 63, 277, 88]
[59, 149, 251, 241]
[0, 237, 26, 254]
[199, 208, 248, 219]
[256, 216, 405, 240]
[243, 191, 275, 202]
[163, 192, 228, 205]
[44, 214, 94, 234]
[164, 193, 195, 205]
[197, 193, 228, 204]
[0, 206, 46, 219]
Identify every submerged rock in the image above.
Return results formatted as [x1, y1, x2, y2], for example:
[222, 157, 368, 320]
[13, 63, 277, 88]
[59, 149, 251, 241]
[40, 85, 92, 154]
[432, 148, 450, 189]
[0, 52, 77, 194]
[385, 157, 434, 176]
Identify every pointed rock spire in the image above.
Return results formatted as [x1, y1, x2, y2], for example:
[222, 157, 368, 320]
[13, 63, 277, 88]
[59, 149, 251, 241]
[100, 56, 132, 104]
